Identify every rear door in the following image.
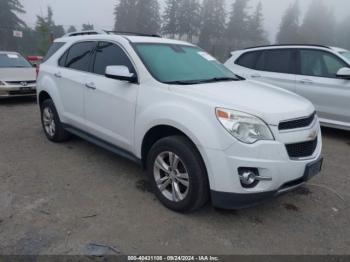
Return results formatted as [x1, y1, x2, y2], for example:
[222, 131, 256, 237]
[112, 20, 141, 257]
[250, 49, 297, 92]
[295, 49, 350, 125]
[55, 41, 96, 129]
[84, 41, 139, 151]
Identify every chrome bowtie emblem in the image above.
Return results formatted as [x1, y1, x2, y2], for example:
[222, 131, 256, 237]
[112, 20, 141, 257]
[20, 81, 28, 86]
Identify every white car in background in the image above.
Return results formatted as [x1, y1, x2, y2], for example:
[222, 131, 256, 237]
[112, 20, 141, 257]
[37, 32, 322, 212]
[0, 51, 37, 97]
[225, 45, 350, 131]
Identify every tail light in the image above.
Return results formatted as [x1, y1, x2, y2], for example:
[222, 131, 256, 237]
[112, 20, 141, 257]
[36, 65, 40, 79]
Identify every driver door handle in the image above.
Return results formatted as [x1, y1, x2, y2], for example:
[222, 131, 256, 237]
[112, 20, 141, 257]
[250, 73, 261, 78]
[85, 82, 96, 90]
[299, 79, 313, 84]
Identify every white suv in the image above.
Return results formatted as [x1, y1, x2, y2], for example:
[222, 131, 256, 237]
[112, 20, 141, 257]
[225, 45, 350, 131]
[37, 32, 323, 212]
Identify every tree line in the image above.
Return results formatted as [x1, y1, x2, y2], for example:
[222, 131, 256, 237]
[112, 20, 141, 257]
[1, 0, 350, 60]
[0, 0, 95, 56]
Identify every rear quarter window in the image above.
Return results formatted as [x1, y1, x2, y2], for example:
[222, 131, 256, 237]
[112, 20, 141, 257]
[236, 51, 260, 69]
[43, 42, 66, 62]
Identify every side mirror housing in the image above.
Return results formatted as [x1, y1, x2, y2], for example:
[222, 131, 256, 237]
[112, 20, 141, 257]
[105, 65, 137, 83]
[336, 67, 350, 79]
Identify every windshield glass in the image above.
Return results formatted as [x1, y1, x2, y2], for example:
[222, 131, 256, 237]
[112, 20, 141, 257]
[0, 53, 32, 68]
[340, 51, 350, 61]
[134, 43, 239, 84]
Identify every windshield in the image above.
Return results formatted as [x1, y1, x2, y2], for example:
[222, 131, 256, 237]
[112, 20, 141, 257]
[0, 53, 32, 68]
[134, 43, 240, 84]
[340, 51, 350, 61]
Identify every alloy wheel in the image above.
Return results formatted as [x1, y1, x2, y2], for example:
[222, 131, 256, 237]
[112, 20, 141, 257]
[153, 151, 190, 202]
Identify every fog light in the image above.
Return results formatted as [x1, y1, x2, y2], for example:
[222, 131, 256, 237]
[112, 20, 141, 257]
[238, 168, 272, 188]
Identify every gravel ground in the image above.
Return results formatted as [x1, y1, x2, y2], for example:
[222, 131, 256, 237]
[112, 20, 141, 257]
[0, 97, 350, 255]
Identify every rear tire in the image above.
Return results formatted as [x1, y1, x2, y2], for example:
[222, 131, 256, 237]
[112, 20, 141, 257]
[40, 99, 70, 142]
[146, 135, 209, 212]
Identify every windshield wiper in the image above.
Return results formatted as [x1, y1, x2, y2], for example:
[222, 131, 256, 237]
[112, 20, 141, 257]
[165, 77, 240, 85]
[164, 80, 202, 85]
[197, 77, 239, 83]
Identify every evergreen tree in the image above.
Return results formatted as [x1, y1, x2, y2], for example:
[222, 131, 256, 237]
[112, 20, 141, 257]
[67, 26, 77, 33]
[162, 0, 181, 38]
[276, 1, 300, 44]
[226, 0, 251, 50]
[337, 16, 350, 50]
[0, 0, 26, 50]
[178, 0, 201, 42]
[135, 0, 161, 34]
[114, 0, 138, 32]
[198, 0, 226, 59]
[35, 14, 51, 55]
[35, 6, 64, 55]
[299, 0, 335, 45]
[247, 2, 269, 46]
[82, 23, 94, 31]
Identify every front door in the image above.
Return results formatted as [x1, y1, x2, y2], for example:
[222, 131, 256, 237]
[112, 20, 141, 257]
[84, 41, 139, 152]
[295, 49, 350, 126]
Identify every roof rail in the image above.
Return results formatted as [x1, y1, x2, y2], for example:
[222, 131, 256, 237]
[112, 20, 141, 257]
[64, 30, 107, 37]
[64, 30, 161, 38]
[105, 31, 161, 38]
[244, 44, 331, 50]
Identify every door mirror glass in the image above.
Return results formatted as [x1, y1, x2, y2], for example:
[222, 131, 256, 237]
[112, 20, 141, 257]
[105, 65, 137, 83]
[336, 67, 350, 79]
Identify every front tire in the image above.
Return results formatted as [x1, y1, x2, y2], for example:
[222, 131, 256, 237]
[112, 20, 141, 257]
[146, 136, 209, 212]
[40, 99, 70, 142]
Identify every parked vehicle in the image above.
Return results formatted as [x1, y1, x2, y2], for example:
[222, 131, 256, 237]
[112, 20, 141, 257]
[225, 45, 350, 131]
[27, 55, 43, 66]
[0, 51, 37, 97]
[37, 32, 323, 212]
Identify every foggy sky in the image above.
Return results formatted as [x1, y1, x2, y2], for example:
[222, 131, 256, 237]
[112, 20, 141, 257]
[20, 0, 350, 41]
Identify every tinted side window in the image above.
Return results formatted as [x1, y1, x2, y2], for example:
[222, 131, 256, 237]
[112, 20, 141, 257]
[93, 42, 135, 75]
[261, 49, 294, 74]
[236, 51, 260, 69]
[65, 42, 96, 72]
[43, 42, 65, 62]
[300, 50, 347, 78]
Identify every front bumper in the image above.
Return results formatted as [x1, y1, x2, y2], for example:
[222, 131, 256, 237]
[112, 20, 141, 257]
[0, 85, 36, 97]
[211, 157, 323, 209]
[200, 121, 323, 209]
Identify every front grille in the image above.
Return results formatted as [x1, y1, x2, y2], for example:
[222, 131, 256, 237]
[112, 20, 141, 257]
[8, 90, 36, 95]
[279, 112, 316, 131]
[286, 138, 318, 158]
[5, 80, 36, 85]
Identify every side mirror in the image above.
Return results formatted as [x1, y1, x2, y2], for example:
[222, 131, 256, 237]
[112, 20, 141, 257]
[336, 67, 350, 79]
[105, 65, 137, 83]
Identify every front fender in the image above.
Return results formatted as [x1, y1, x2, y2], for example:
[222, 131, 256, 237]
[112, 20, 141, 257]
[134, 101, 234, 158]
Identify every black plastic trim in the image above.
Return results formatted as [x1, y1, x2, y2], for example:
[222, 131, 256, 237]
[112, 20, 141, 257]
[63, 124, 141, 165]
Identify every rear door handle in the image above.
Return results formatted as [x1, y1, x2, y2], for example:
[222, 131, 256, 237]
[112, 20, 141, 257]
[54, 72, 62, 78]
[85, 82, 96, 90]
[299, 79, 313, 84]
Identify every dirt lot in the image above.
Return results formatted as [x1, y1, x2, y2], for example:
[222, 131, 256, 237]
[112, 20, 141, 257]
[0, 97, 350, 255]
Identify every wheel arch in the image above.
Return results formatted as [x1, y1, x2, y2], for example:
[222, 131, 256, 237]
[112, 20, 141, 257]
[140, 125, 210, 179]
[38, 91, 52, 108]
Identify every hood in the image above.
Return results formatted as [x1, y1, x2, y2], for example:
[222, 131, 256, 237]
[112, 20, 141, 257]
[171, 80, 315, 126]
[0, 67, 36, 82]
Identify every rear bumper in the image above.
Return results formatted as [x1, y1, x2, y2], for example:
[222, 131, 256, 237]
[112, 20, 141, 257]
[211, 157, 323, 209]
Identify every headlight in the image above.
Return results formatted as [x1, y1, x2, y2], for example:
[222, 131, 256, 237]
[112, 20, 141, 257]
[216, 108, 274, 144]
